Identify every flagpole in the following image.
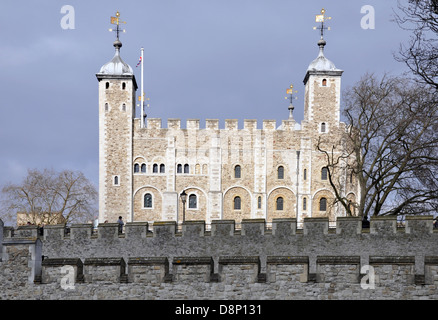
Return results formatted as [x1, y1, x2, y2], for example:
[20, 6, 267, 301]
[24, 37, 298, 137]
[140, 47, 144, 128]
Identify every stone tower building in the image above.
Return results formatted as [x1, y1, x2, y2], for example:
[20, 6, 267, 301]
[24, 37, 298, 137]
[96, 25, 359, 227]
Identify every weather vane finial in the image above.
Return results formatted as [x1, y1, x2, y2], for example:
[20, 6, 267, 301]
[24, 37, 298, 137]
[109, 11, 127, 40]
[285, 84, 298, 120]
[313, 8, 332, 39]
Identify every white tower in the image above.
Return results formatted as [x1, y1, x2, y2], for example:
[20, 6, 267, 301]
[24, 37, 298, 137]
[96, 12, 137, 223]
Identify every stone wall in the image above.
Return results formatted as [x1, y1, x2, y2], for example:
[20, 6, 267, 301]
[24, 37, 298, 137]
[1, 216, 438, 300]
[126, 118, 358, 226]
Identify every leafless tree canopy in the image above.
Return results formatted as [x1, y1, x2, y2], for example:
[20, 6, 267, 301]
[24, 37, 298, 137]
[394, 0, 438, 89]
[1, 168, 98, 226]
[318, 74, 438, 218]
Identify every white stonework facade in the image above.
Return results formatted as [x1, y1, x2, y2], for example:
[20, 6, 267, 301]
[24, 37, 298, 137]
[96, 37, 359, 227]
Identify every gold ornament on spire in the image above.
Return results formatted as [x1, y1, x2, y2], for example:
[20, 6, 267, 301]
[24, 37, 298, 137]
[313, 8, 332, 38]
[109, 11, 127, 39]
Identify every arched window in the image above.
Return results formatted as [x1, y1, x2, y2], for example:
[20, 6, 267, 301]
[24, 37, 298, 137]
[153, 164, 158, 173]
[122, 103, 126, 112]
[177, 164, 182, 173]
[134, 163, 139, 173]
[105, 82, 109, 89]
[122, 82, 126, 90]
[195, 164, 200, 174]
[321, 122, 326, 133]
[141, 164, 146, 173]
[144, 193, 152, 208]
[160, 164, 165, 173]
[189, 194, 197, 209]
[322, 79, 327, 86]
[319, 197, 327, 211]
[303, 197, 307, 211]
[304, 169, 307, 181]
[234, 196, 241, 210]
[114, 176, 119, 185]
[105, 103, 109, 112]
[321, 167, 328, 180]
[184, 164, 189, 174]
[276, 197, 284, 211]
[258, 196, 262, 209]
[234, 165, 241, 178]
[277, 166, 284, 179]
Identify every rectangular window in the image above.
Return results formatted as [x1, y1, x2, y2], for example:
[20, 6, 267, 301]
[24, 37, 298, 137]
[189, 194, 197, 209]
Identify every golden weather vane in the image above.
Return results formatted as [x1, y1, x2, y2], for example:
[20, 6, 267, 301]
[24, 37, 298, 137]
[313, 8, 332, 39]
[109, 11, 127, 39]
[285, 84, 298, 120]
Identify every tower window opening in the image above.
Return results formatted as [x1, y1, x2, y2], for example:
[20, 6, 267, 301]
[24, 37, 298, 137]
[105, 82, 110, 89]
[122, 82, 126, 90]
[234, 196, 241, 210]
[322, 79, 327, 86]
[303, 197, 307, 211]
[276, 197, 284, 211]
[153, 164, 158, 173]
[122, 104, 126, 112]
[177, 164, 182, 173]
[304, 169, 307, 181]
[105, 103, 109, 112]
[184, 164, 189, 174]
[321, 122, 326, 133]
[134, 163, 139, 173]
[319, 197, 327, 211]
[114, 176, 119, 185]
[234, 165, 241, 179]
[160, 164, 165, 173]
[144, 193, 152, 208]
[277, 166, 284, 179]
[141, 164, 146, 173]
[258, 196, 262, 209]
[189, 194, 197, 209]
[321, 167, 328, 180]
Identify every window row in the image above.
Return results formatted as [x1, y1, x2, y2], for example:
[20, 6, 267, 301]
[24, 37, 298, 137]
[143, 193, 198, 209]
[176, 163, 207, 174]
[234, 165, 285, 179]
[134, 163, 166, 174]
[104, 103, 127, 112]
[233, 196, 327, 211]
[133, 163, 208, 174]
[234, 165, 329, 181]
[130, 165, 332, 181]
[105, 82, 127, 90]
[141, 192, 328, 212]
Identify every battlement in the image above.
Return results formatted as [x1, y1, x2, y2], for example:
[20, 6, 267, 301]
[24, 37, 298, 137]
[2, 217, 438, 299]
[134, 118, 300, 131]
[22, 216, 433, 241]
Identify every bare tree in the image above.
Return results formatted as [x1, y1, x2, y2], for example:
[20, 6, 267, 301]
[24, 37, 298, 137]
[1, 168, 98, 226]
[318, 73, 438, 218]
[394, 0, 438, 90]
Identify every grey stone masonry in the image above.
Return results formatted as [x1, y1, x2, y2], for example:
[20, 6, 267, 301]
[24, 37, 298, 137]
[41, 258, 84, 284]
[2, 216, 438, 299]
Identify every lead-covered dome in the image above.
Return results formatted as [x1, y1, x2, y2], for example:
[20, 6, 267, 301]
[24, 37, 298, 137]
[307, 39, 340, 72]
[98, 40, 133, 76]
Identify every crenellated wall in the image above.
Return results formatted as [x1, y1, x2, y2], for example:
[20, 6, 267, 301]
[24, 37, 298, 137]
[1, 216, 438, 300]
[129, 116, 356, 226]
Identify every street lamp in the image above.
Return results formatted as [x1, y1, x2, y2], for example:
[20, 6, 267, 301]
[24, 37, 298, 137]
[180, 190, 187, 223]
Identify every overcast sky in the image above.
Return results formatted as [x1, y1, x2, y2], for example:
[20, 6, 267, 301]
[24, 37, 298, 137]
[0, 0, 413, 193]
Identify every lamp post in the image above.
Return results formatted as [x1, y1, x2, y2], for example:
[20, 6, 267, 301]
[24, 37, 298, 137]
[180, 190, 187, 223]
